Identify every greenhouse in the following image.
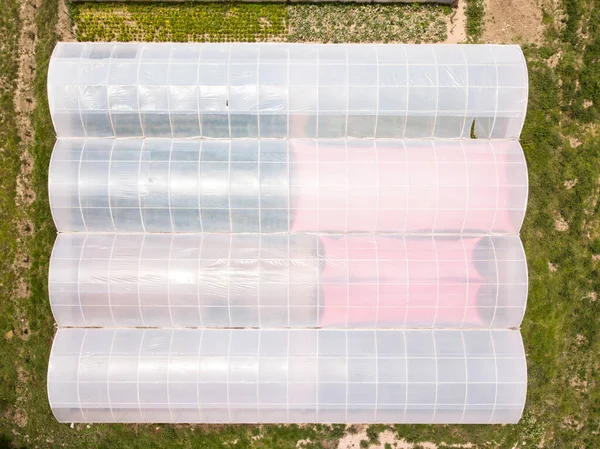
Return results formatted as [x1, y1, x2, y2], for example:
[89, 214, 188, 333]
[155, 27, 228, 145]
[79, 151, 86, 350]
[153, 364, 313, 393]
[49, 138, 528, 234]
[48, 43, 528, 140]
[46, 42, 529, 425]
[48, 328, 527, 424]
[49, 234, 527, 329]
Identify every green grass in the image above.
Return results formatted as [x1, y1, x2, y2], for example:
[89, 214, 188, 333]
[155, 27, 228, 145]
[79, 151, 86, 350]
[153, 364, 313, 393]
[70, 2, 450, 43]
[1, 0, 600, 448]
[465, 0, 485, 43]
[0, 0, 26, 436]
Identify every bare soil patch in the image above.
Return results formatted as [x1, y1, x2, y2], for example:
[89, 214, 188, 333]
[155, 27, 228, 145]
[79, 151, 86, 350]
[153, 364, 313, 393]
[14, 0, 36, 210]
[564, 179, 578, 189]
[555, 215, 570, 231]
[336, 427, 475, 449]
[57, 0, 75, 41]
[482, 0, 544, 43]
[569, 136, 582, 147]
[13, 408, 28, 427]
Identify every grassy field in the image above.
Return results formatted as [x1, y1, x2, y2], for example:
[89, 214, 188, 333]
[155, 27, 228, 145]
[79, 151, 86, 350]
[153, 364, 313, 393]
[0, 0, 25, 442]
[1, 0, 600, 448]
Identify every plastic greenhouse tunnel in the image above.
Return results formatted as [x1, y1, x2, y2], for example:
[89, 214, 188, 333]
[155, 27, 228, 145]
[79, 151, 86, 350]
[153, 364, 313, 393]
[48, 328, 527, 424]
[46, 42, 530, 425]
[48, 43, 528, 140]
[48, 138, 528, 234]
[49, 233, 527, 329]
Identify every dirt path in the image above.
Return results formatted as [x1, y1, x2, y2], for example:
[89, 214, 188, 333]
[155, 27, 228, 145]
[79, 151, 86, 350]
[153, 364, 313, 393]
[14, 0, 37, 212]
[10, 0, 41, 430]
[13, 1, 37, 306]
[57, 0, 75, 41]
[445, 0, 467, 44]
[13, 0, 72, 303]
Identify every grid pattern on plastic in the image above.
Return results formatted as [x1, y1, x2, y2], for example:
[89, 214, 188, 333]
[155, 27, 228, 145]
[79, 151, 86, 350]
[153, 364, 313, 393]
[50, 234, 527, 329]
[48, 328, 527, 424]
[48, 43, 528, 140]
[48, 138, 528, 234]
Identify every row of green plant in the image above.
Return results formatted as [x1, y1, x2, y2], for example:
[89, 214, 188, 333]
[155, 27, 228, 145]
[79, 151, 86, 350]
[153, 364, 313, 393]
[287, 4, 450, 43]
[464, 0, 485, 42]
[71, 3, 287, 42]
[70, 2, 450, 43]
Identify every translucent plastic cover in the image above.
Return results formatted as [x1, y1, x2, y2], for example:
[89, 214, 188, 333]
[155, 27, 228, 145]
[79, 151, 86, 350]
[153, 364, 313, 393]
[50, 234, 527, 329]
[48, 328, 526, 424]
[48, 138, 528, 234]
[46, 41, 530, 426]
[48, 43, 528, 139]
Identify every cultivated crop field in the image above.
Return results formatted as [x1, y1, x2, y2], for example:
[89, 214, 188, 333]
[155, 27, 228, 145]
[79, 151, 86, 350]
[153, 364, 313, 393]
[70, 3, 451, 43]
[1, 0, 599, 448]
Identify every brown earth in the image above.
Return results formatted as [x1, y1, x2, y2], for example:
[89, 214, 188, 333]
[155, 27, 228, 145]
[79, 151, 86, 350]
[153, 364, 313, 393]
[482, 0, 545, 43]
[445, 0, 467, 44]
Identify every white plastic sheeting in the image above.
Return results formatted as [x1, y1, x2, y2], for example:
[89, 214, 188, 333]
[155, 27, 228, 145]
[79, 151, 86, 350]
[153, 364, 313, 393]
[50, 234, 527, 329]
[48, 43, 528, 140]
[46, 42, 530, 425]
[48, 138, 528, 234]
[48, 328, 527, 424]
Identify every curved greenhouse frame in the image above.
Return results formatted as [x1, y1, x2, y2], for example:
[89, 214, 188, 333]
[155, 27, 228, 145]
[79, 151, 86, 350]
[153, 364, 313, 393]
[48, 43, 528, 140]
[48, 138, 528, 234]
[48, 328, 527, 424]
[50, 234, 527, 329]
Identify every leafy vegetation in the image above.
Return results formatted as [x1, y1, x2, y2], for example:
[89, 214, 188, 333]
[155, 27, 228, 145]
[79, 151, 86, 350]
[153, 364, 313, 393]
[70, 2, 450, 43]
[1, 0, 599, 448]
[71, 2, 287, 42]
[465, 0, 485, 42]
[287, 4, 450, 43]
